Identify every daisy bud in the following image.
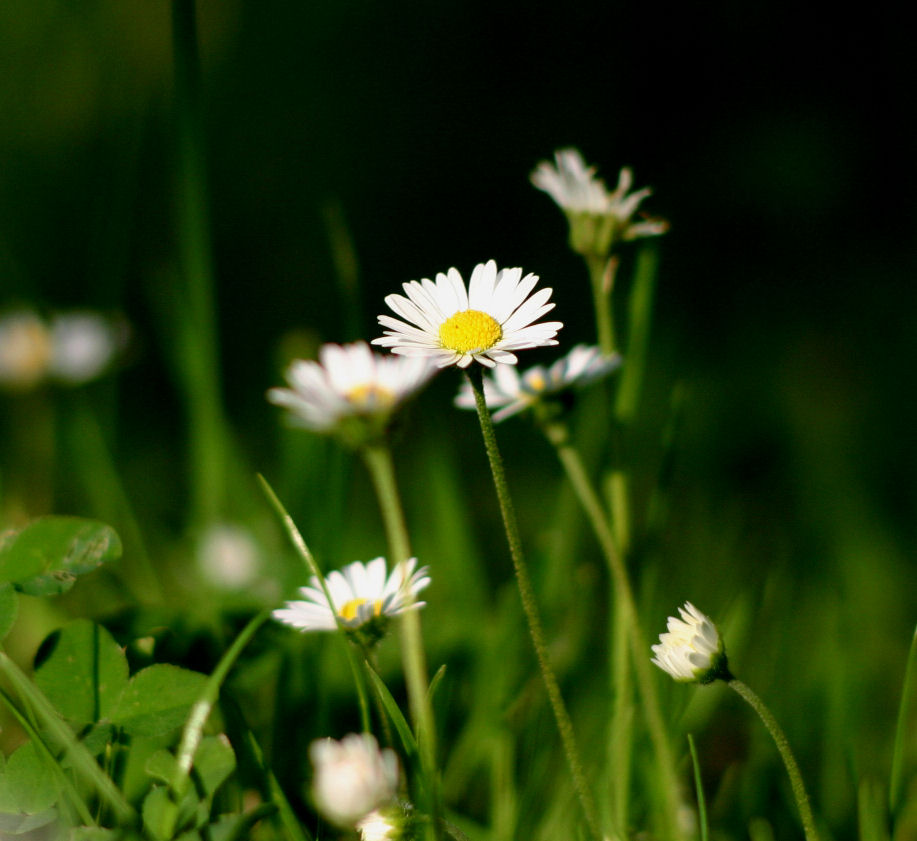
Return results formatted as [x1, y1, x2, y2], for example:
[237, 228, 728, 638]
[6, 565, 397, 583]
[651, 601, 731, 684]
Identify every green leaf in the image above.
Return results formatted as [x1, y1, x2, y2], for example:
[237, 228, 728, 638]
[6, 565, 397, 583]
[0, 808, 59, 835]
[0, 741, 59, 814]
[34, 620, 130, 725]
[0, 516, 122, 596]
[0, 581, 17, 641]
[111, 664, 208, 738]
[364, 664, 419, 760]
[146, 736, 235, 801]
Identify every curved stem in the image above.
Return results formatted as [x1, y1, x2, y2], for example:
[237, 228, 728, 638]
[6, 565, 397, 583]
[586, 255, 616, 355]
[543, 421, 683, 840]
[728, 679, 820, 841]
[466, 368, 601, 841]
[360, 442, 440, 840]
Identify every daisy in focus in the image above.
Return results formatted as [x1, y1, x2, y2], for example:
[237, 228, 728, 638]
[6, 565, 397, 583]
[272, 556, 430, 645]
[372, 259, 562, 369]
[455, 343, 622, 422]
[310, 733, 399, 828]
[651, 601, 731, 684]
[531, 148, 668, 256]
[267, 341, 436, 443]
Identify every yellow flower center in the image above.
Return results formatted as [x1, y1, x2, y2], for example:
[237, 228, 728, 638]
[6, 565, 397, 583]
[528, 372, 546, 391]
[438, 310, 503, 354]
[344, 383, 395, 409]
[339, 597, 384, 622]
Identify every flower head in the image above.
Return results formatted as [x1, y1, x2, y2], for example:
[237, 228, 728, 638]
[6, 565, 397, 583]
[267, 342, 436, 443]
[455, 344, 621, 422]
[373, 260, 562, 369]
[0, 311, 52, 390]
[357, 807, 404, 841]
[651, 602, 730, 684]
[531, 148, 668, 256]
[273, 557, 430, 644]
[310, 733, 399, 827]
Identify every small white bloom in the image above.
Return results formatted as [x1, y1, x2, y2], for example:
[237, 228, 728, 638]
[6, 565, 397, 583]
[357, 808, 401, 841]
[273, 557, 430, 633]
[0, 311, 53, 390]
[651, 602, 730, 684]
[455, 344, 621, 421]
[47, 312, 126, 385]
[531, 149, 668, 252]
[373, 260, 562, 369]
[197, 523, 261, 589]
[310, 733, 399, 827]
[267, 341, 436, 435]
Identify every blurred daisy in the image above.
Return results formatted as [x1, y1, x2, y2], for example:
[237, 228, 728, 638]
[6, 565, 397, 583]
[273, 556, 430, 636]
[197, 522, 262, 590]
[373, 260, 562, 369]
[267, 342, 436, 438]
[455, 344, 621, 421]
[651, 601, 730, 684]
[47, 311, 127, 385]
[531, 149, 668, 254]
[357, 808, 403, 841]
[0, 310, 52, 390]
[310, 733, 399, 827]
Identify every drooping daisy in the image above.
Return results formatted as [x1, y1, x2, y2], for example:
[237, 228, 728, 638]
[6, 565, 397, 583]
[372, 260, 562, 369]
[531, 148, 668, 255]
[455, 344, 622, 422]
[651, 601, 731, 684]
[310, 733, 399, 827]
[272, 556, 430, 637]
[267, 342, 436, 440]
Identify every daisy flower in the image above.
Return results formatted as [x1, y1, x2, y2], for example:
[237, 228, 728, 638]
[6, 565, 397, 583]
[272, 556, 430, 636]
[47, 311, 127, 385]
[267, 341, 436, 439]
[531, 148, 668, 254]
[0, 310, 52, 390]
[651, 601, 731, 684]
[372, 260, 562, 369]
[455, 343, 622, 421]
[310, 733, 399, 827]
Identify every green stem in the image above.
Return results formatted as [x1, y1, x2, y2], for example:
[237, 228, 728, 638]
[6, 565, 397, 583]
[258, 475, 372, 733]
[542, 420, 683, 840]
[172, 0, 227, 526]
[728, 679, 820, 841]
[465, 368, 601, 841]
[0, 650, 136, 826]
[360, 443, 440, 839]
[586, 254, 616, 355]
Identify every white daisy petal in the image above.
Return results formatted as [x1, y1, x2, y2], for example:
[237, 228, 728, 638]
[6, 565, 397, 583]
[651, 601, 730, 684]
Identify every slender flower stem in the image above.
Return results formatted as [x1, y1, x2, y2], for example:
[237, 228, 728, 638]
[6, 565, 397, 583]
[360, 442, 440, 840]
[542, 419, 683, 840]
[728, 679, 820, 841]
[586, 254, 616, 355]
[465, 367, 601, 841]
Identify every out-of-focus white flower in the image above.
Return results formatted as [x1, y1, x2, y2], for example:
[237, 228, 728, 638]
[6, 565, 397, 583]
[0, 311, 53, 390]
[267, 342, 435, 441]
[531, 149, 668, 255]
[373, 260, 562, 369]
[310, 733, 399, 827]
[455, 344, 621, 421]
[1, 308, 126, 391]
[47, 312, 126, 385]
[651, 602, 730, 684]
[273, 556, 430, 635]
[197, 523, 261, 589]
[357, 808, 402, 841]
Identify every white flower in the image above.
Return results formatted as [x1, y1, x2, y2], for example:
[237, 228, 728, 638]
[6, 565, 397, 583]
[531, 149, 668, 251]
[357, 808, 401, 841]
[47, 312, 126, 385]
[272, 557, 430, 633]
[197, 523, 261, 589]
[310, 733, 399, 827]
[267, 341, 436, 435]
[455, 344, 621, 421]
[372, 260, 562, 369]
[651, 602, 730, 684]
